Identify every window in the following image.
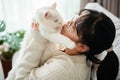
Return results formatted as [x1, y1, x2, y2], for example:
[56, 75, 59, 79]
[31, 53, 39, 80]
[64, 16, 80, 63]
[0, 0, 80, 32]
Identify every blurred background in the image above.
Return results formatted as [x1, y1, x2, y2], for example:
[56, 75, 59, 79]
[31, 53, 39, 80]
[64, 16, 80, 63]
[0, 0, 119, 32]
[0, 0, 80, 32]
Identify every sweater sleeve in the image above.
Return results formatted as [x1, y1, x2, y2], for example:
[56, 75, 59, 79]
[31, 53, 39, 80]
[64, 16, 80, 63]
[14, 28, 47, 80]
[15, 39, 45, 80]
[17, 54, 72, 80]
[6, 29, 43, 80]
[29, 57, 70, 80]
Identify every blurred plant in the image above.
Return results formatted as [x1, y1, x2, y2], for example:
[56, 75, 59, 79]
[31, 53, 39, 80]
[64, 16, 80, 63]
[0, 20, 6, 32]
[0, 20, 25, 60]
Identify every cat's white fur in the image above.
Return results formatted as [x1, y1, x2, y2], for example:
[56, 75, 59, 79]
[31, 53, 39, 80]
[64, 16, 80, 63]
[21, 3, 76, 52]
[6, 3, 76, 80]
[35, 4, 75, 49]
[20, 3, 76, 64]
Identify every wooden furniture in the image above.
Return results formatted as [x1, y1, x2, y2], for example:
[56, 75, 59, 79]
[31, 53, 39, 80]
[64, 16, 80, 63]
[1, 58, 12, 78]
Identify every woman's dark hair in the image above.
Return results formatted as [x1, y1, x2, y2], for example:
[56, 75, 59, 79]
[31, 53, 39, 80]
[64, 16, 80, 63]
[75, 9, 119, 80]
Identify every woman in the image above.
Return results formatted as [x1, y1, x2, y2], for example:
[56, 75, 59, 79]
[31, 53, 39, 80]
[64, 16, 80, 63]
[61, 9, 119, 80]
[7, 9, 119, 80]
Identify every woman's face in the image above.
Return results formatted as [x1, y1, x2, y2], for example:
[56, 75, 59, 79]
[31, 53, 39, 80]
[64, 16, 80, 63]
[61, 21, 79, 42]
[61, 10, 90, 42]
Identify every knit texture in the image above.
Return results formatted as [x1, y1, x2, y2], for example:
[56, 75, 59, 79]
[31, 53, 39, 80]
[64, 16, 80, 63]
[6, 50, 91, 80]
[6, 29, 91, 80]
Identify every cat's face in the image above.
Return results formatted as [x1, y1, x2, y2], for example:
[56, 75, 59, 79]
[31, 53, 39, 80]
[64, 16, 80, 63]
[36, 3, 63, 30]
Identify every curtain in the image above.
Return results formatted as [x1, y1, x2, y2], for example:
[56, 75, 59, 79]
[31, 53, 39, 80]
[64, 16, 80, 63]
[0, 0, 80, 32]
[80, 0, 120, 18]
[102, 0, 120, 18]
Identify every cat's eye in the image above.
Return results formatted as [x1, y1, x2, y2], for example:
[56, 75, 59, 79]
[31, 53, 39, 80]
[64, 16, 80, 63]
[54, 19, 58, 22]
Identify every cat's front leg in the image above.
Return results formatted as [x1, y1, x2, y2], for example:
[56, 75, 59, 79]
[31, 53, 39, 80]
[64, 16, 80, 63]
[40, 31, 76, 49]
[58, 34, 76, 49]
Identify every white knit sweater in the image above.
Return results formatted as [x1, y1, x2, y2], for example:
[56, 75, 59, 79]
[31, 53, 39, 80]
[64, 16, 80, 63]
[6, 31, 91, 80]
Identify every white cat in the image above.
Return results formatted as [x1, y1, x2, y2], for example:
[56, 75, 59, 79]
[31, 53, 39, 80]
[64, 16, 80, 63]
[35, 4, 76, 49]
[21, 2, 76, 64]
[21, 2, 76, 54]
[6, 3, 76, 80]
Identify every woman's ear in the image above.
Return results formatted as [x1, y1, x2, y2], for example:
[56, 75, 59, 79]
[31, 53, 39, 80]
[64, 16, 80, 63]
[76, 43, 89, 53]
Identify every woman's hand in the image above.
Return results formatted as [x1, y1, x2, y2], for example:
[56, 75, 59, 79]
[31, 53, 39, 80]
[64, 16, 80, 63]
[65, 43, 89, 55]
[64, 43, 80, 55]
[65, 47, 79, 55]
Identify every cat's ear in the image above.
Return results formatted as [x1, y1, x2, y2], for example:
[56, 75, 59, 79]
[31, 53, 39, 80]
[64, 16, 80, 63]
[51, 3, 56, 8]
[44, 11, 51, 18]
